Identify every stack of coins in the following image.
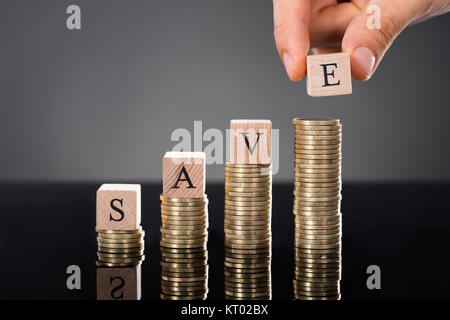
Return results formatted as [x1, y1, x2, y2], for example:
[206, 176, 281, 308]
[224, 162, 272, 300]
[292, 118, 342, 300]
[96, 227, 145, 267]
[160, 195, 209, 300]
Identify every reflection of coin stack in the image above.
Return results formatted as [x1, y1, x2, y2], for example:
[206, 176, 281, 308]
[97, 265, 142, 300]
[292, 119, 342, 300]
[96, 184, 145, 267]
[160, 152, 209, 300]
[224, 120, 272, 300]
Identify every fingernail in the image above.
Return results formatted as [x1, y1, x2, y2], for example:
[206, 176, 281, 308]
[282, 52, 295, 79]
[352, 47, 375, 80]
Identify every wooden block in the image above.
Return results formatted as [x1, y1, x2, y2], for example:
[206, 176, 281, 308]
[306, 53, 352, 97]
[96, 184, 141, 230]
[162, 152, 205, 198]
[229, 120, 272, 164]
[97, 265, 141, 300]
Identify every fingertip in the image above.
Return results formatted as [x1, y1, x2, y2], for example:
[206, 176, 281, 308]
[345, 46, 376, 81]
[282, 52, 306, 81]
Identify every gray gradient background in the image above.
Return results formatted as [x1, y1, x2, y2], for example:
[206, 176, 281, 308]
[0, 0, 449, 183]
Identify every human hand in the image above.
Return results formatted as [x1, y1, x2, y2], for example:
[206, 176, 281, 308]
[273, 0, 450, 81]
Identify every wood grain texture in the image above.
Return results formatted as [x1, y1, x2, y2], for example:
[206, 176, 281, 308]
[96, 265, 141, 300]
[162, 152, 205, 198]
[306, 53, 352, 97]
[96, 184, 141, 230]
[230, 120, 272, 164]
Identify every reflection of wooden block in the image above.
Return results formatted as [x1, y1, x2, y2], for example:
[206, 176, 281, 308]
[97, 265, 141, 300]
[230, 120, 272, 164]
[306, 53, 352, 97]
[162, 152, 205, 198]
[96, 184, 141, 230]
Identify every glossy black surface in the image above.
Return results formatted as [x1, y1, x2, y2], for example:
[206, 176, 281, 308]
[0, 183, 449, 299]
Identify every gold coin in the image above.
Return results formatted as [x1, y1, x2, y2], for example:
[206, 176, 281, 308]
[225, 243, 271, 250]
[225, 181, 272, 188]
[224, 219, 269, 226]
[224, 211, 270, 217]
[161, 226, 208, 233]
[97, 231, 145, 239]
[225, 281, 271, 289]
[225, 196, 270, 203]
[160, 293, 207, 300]
[296, 247, 341, 255]
[224, 222, 270, 231]
[160, 200, 208, 207]
[295, 139, 341, 146]
[98, 256, 145, 264]
[295, 226, 340, 234]
[160, 227, 207, 236]
[161, 274, 208, 282]
[295, 242, 340, 249]
[160, 194, 207, 202]
[294, 167, 341, 174]
[161, 246, 206, 254]
[161, 285, 207, 293]
[295, 143, 341, 150]
[225, 256, 271, 264]
[295, 177, 340, 184]
[293, 204, 340, 211]
[224, 229, 271, 236]
[225, 191, 271, 198]
[295, 237, 341, 245]
[225, 176, 272, 183]
[226, 187, 271, 192]
[225, 162, 271, 167]
[97, 237, 144, 245]
[97, 241, 143, 248]
[161, 214, 207, 221]
[161, 235, 207, 243]
[294, 181, 341, 188]
[294, 157, 341, 164]
[224, 276, 271, 282]
[97, 252, 143, 259]
[295, 129, 341, 136]
[161, 218, 207, 225]
[160, 237, 206, 245]
[224, 290, 271, 298]
[161, 253, 207, 260]
[97, 247, 144, 254]
[225, 199, 271, 206]
[160, 241, 207, 250]
[160, 204, 207, 212]
[224, 205, 271, 213]
[297, 233, 341, 240]
[161, 279, 207, 287]
[224, 261, 271, 269]
[160, 209, 206, 217]
[224, 286, 271, 294]
[95, 226, 142, 234]
[226, 233, 271, 241]
[161, 261, 207, 269]
[294, 192, 340, 199]
[225, 170, 272, 179]
[292, 119, 340, 126]
[295, 257, 340, 264]
[294, 195, 341, 201]
[295, 134, 342, 141]
[226, 237, 271, 244]
[96, 261, 142, 267]
[296, 186, 340, 194]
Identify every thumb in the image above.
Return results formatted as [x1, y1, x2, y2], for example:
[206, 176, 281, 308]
[342, 0, 432, 81]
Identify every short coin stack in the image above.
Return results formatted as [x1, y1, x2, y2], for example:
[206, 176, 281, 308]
[96, 227, 145, 267]
[160, 195, 209, 300]
[224, 163, 272, 300]
[292, 118, 342, 300]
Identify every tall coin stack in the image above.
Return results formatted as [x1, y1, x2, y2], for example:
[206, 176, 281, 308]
[224, 120, 273, 300]
[292, 119, 342, 300]
[96, 184, 145, 267]
[160, 152, 209, 300]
